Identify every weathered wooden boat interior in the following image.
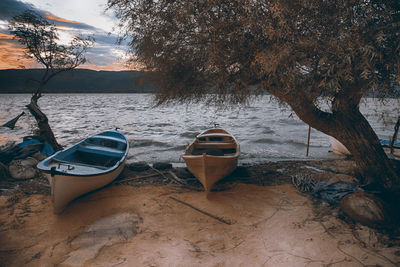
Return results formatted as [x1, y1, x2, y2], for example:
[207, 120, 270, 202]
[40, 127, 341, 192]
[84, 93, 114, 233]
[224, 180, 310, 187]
[187, 133, 237, 156]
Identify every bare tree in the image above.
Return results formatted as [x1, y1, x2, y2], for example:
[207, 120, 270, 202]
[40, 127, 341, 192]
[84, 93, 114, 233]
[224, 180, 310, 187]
[9, 10, 94, 151]
[108, 0, 400, 192]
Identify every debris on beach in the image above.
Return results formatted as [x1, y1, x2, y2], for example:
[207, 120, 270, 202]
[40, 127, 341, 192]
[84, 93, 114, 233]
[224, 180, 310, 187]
[340, 191, 387, 228]
[128, 161, 150, 172]
[152, 162, 173, 170]
[9, 157, 39, 179]
[0, 136, 53, 187]
[0, 136, 54, 165]
[312, 180, 358, 205]
[288, 163, 397, 230]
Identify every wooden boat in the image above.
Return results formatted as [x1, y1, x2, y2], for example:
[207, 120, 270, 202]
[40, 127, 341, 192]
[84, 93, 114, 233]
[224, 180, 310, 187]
[37, 130, 129, 214]
[329, 136, 399, 160]
[183, 128, 240, 197]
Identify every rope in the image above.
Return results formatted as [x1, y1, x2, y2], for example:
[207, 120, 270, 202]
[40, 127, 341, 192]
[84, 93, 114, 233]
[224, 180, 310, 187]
[291, 174, 317, 193]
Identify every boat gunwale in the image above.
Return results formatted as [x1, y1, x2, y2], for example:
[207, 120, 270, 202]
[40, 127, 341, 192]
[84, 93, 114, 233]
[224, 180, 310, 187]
[37, 130, 129, 177]
[182, 153, 239, 159]
[183, 128, 240, 158]
[89, 134, 127, 143]
[196, 133, 235, 138]
[39, 165, 124, 178]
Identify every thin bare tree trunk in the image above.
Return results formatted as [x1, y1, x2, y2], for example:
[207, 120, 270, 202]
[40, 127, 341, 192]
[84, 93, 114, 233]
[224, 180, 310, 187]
[26, 93, 62, 151]
[2, 111, 25, 129]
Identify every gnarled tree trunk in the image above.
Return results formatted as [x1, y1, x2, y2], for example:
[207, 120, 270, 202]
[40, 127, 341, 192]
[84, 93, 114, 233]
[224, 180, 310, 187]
[332, 109, 400, 192]
[26, 93, 62, 152]
[278, 90, 400, 193]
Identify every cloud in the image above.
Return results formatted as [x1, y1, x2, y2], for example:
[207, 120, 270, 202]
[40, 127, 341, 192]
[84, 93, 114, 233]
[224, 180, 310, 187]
[44, 13, 80, 24]
[0, 0, 35, 20]
[0, 0, 98, 31]
[43, 12, 98, 31]
[0, 0, 130, 71]
[0, 33, 40, 69]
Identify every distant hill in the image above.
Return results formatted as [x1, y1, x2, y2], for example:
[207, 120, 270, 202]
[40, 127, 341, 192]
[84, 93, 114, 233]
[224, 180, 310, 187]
[0, 69, 157, 93]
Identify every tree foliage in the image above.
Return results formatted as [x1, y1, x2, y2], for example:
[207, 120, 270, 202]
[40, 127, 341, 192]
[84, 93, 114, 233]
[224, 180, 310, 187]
[108, 0, 400, 191]
[108, 0, 400, 104]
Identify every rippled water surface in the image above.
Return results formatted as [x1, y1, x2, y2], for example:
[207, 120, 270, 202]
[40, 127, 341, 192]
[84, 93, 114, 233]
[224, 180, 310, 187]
[0, 94, 398, 165]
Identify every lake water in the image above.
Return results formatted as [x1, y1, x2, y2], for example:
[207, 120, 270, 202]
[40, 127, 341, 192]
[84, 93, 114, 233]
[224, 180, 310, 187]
[0, 94, 398, 166]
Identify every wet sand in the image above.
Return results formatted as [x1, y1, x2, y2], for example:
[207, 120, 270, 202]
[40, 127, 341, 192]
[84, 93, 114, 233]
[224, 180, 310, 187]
[1, 160, 400, 266]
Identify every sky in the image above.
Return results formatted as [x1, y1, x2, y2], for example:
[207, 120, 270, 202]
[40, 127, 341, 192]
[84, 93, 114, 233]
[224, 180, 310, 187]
[0, 0, 130, 71]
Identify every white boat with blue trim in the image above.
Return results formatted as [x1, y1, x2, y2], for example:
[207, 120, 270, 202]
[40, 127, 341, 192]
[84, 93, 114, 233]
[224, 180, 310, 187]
[37, 130, 129, 214]
[329, 136, 399, 160]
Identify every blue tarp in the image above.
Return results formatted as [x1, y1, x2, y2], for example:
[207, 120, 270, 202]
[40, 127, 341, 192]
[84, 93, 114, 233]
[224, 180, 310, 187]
[1, 138, 54, 164]
[380, 139, 400, 149]
[16, 139, 54, 156]
[313, 181, 357, 204]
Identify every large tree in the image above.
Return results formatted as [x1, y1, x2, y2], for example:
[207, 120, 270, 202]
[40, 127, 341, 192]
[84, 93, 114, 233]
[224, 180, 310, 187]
[9, 10, 94, 151]
[108, 0, 400, 191]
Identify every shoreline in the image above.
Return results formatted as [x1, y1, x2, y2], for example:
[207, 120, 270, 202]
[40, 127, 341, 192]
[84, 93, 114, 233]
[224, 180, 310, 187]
[1, 158, 399, 266]
[0, 158, 356, 197]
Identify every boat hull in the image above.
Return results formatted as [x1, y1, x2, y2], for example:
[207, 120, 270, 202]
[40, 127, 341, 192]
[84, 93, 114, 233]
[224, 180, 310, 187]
[43, 162, 125, 214]
[329, 137, 351, 156]
[37, 130, 129, 213]
[329, 136, 399, 160]
[183, 154, 238, 196]
[183, 128, 239, 197]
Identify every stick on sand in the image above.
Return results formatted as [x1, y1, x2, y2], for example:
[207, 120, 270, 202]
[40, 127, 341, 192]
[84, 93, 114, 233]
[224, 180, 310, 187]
[169, 196, 232, 225]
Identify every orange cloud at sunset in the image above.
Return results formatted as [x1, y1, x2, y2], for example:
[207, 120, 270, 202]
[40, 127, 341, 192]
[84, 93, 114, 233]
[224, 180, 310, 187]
[0, 32, 127, 71]
[0, 33, 40, 69]
[44, 13, 80, 25]
[0, 0, 134, 72]
[0, 32, 14, 40]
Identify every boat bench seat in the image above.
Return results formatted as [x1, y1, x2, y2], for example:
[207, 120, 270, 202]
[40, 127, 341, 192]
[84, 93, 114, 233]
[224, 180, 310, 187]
[198, 133, 233, 138]
[192, 148, 237, 156]
[77, 145, 125, 158]
[91, 135, 127, 144]
[196, 142, 234, 145]
[194, 142, 236, 149]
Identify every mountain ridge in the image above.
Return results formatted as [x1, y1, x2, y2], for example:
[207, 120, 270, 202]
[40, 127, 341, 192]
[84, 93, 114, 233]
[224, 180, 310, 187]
[0, 69, 157, 93]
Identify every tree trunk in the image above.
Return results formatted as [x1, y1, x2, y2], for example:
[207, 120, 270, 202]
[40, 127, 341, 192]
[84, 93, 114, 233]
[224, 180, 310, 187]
[2, 111, 25, 129]
[277, 91, 400, 193]
[330, 110, 400, 192]
[26, 94, 63, 152]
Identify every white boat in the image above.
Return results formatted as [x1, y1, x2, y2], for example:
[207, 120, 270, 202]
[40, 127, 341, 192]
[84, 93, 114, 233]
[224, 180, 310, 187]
[329, 136, 351, 156]
[37, 130, 129, 214]
[182, 128, 240, 197]
[329, 136, 399, 160]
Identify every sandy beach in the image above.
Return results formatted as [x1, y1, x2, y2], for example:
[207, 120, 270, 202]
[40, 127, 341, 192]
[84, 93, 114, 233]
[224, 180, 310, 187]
[1, 159, 399, 266]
